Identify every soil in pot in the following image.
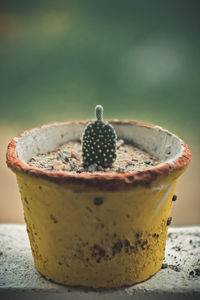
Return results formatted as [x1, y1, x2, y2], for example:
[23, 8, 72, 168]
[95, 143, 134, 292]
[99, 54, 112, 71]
[27, 139, 161, 173]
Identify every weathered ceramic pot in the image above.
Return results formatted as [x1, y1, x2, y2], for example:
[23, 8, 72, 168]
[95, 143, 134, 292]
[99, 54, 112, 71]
[6, 120, 191, 288]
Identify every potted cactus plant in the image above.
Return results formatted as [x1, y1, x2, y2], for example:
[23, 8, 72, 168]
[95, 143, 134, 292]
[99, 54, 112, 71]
[82, 105, 117, 168]
[6, 105, 191, 288]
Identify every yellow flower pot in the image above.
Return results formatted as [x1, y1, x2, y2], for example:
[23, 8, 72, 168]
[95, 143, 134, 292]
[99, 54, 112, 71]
[6, 120, 191, 288]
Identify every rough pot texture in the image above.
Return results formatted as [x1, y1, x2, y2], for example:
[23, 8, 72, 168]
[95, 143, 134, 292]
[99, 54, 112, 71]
[6, 120, 191, 288]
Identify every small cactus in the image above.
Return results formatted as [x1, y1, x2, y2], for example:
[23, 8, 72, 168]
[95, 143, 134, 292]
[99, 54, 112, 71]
[82, 105, 117, 167]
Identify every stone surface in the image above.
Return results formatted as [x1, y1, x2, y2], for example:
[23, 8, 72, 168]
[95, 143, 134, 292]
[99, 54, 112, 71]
[0, 224, 200, 300]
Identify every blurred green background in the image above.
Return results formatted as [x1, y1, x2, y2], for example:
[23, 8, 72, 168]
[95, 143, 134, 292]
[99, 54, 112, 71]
[0, 0, 199, 224]
[0, 0, 200, 144]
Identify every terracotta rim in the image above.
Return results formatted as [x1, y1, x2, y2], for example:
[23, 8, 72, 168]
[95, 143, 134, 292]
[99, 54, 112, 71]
[6, 120, 192, 189]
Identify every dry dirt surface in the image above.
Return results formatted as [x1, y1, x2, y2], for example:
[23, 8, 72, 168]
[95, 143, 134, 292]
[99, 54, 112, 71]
[0, 127, 199, 225]
[28, 140, 160, 172]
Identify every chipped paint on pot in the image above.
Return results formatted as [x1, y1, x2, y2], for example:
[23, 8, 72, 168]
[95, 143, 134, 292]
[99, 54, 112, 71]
[6, 120, 191, 288]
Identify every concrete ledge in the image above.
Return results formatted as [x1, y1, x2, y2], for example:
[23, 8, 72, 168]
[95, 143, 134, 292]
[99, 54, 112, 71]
[0, 224, 200, 299]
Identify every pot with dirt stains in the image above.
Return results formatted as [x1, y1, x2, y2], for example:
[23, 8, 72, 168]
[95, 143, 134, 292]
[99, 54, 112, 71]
[6, 120, 191, 288]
